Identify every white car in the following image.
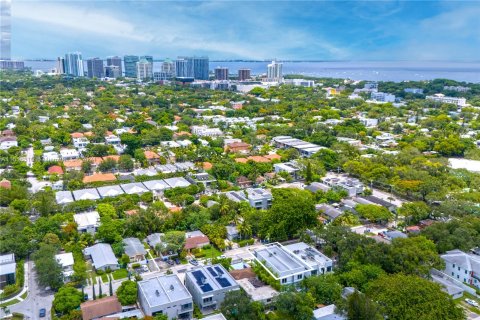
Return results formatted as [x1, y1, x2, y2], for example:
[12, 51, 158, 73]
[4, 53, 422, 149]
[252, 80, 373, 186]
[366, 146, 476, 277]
[465, 299, 479, 308]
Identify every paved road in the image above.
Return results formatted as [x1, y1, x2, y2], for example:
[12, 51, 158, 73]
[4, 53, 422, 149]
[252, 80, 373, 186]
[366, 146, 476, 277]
[7, 261, 55, 320]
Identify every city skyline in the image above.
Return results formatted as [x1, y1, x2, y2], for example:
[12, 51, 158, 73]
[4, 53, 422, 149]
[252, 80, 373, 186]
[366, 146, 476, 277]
[8, 0, 480, 61]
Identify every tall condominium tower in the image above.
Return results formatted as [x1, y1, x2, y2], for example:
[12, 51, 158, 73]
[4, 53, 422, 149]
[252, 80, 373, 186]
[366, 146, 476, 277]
[191, 56, 209, 80]
[267, 60, 283, 82]
[175, 58, 190, 78]
[106, 56, 122, 75]
[238, 69, 251, 81]
[214, 67, 229, 80]
[64, 52, 84, 77]
[136, 58, 153, 80]
[124, 55, 139, 78]
[86, 58, 104, 78]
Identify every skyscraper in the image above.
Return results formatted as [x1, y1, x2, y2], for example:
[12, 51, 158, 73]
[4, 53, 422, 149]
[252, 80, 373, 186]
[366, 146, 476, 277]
[0, 0, 11, 60]
[140, 55, 153, 64]
[267, 60, 283, 82]
[175, 58, 190, 78]
[105, 65, 121, 78]
[124, 55, 139, 78]
[155, 58, 175, 80]
[214, 67, 229, 80]
[56, 57, 65, 74]
[64, 52, 84, 77]
[136, 58, 153, 81]
[86, 58, 104, 78]
[192, 56, 209, 80]
[106, 56, 122, 75]
[238, 69, 251, 81]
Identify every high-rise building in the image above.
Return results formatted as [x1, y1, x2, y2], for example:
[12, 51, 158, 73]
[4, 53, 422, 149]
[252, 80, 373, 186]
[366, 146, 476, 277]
[0, 0, 11, 61]
[267, 60, 283, 82]
[55, 57, 65, 74]
[106, 56, 122, 75]
[192, 56, 209, 80]
[136, 58, 153, 81]
[0, 60, 23, 70]
[214, 67, 228, 80]
[124, 55, 139, 78]
[140, 55, 153, 64]
[238, 69, 251, 81]
[64, 52, 84, 77]
[175, 58, 190, 78]
[105, 65, 121, 78]
[86, 58, 104, 78]
[154, 59, 175, 81]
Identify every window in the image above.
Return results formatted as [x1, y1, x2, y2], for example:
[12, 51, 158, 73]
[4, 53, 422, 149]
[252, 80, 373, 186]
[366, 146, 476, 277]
[203, 297, 213, 303]
[458, 267, 460, 271]
[464, 278, 466, 283]
[281, 278, 287, 284]
[327, 266, 332, 272]
[453, 264, 455, 268]
[311, 270, 318, 276]
[297, 274, 303, 280]
[452, 272, 454, 276]
[457, 275, 460, 279]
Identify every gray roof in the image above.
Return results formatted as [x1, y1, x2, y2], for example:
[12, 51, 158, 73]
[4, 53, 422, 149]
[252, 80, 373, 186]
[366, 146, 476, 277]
[138, 274, 192, 307]
[305, 182, 330, 193]
[384, 230, 407, 240]
[145, 233, 163, 248]
[163, 177, 191, 188]
[72, 188, 101, 201]
[431, 275, 464, 296]
[56, 191, 74, 204]
[84, 243, 118, 269]
[142, 180, 170, 191]
[284, 242, 332, 268]
[253, 244, 306, 278]
[362, 196, 397, 208]
[123, 238, 147, 257]
[0, 253, 16, 276]
[317, 204, 342, 220]
[97, 185, 125, 198]
[441, 249, 480, 273]
[120, 182, 149, 195]
[186, 264, 238, 293]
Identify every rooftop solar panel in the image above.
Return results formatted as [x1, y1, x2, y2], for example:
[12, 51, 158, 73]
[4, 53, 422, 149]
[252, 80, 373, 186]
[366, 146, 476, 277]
[214, 266, 224, 275]
[207, 267, 218, 277]
[216, 277, 231, 288]
[201, 283, 213, 292]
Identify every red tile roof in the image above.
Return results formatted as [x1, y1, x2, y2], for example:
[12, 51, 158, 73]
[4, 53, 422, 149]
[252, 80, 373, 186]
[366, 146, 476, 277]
[48, 165, 64, 175]
[184, 235, 210, 250]
[80, 296, 122, 320]
[83, 173, 116, 183]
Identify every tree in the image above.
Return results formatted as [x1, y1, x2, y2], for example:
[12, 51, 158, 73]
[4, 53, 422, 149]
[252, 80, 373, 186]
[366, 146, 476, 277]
[355, 204, 392, 224]
[98, 158, 117, 172]
[118, 155, 134, 172]
[301, 274, 342, 305]
[261, 188, 318, 241]
[154, 315, 169, 320]
[274, 291, 315, 320]
[388, 236, 444, 276]
[160, 231, 186, 255]
[342, 290, 383, 320]
[109, 278, 113, 296]
[338, 264, 385, 292]
[116, 280, 137, 305]
[97, 203, 117, 219]
[32, 190, 58, 216]
[96, 217, 124, 243]
[32, 243, 64, 290]
[366, 274, 464, 320]
[221, 289, 265, 320]
[53, 286, 83, 315]
[398, 201, 430, 225]
[305, 161, 313, 183]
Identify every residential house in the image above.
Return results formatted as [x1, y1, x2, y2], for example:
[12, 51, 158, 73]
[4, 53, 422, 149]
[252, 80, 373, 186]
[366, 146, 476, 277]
[138, 274, 193, 318]
[323, 176, 364, 197]
[144, 150, 161, 164]
[73, 211, 100, 233]
[251, 242, 333, 286]
[43, 151, 60, 162]
[313, 305, 346, 320]
[185, 264, 240, 311]
[185, 231, 210, 252]
[225, 142, 251, 154]
[83, 243, 119, 271]
[143, 180, 170, 194]
[60, 148, 80, 161]
[97, 185, 125, 198]
[80, 296, 122, 320]
[55, 191, 74, 205]
[0, 136, 17, 150]
[236, 176, 253, 188]
[123, 237, 147, 262]
[186, 173, 216, 188]
[72, 137, 90, 149]
[441, 249, 480, 289]
[225, 188, 273, 210]
[0, 253, 16, 289]
[226, 225, 239, 241]
[164, 177, 191, 189]
[72, 188, 101, 201]
[121, 182, 149, 195]
[55, 252, 74, 281]
[83, 173, 117, 184]
[63, 159, 83, 172]
[274, 161, 300, 179]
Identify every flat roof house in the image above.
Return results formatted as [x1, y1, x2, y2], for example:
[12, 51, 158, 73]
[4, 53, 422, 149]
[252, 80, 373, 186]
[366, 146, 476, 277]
[138, 274, 193, 318]
[251, 242, 333, 286]
[185, 264, 240, 312]
[74, 211, 100, 234]
[83, 243, 119, 271]
[123, 237, 147, 262]
[0, 253, 16, 289]
[225, 188, 273, 210]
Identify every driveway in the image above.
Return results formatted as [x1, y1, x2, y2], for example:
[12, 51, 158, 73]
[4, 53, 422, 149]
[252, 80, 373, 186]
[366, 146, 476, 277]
[6, 261, 55, 320]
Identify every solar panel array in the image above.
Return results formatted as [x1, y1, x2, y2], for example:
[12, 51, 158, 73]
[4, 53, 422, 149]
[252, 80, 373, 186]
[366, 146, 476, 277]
[192, 270, 213, 293]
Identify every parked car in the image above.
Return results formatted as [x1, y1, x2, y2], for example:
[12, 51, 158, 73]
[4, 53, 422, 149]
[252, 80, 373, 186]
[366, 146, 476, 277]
[189, 259, 199, 266]
[39, 308, 46, 318]
[465, 299, 479, 307]
[175, 258, 180, 265]
[166, 259, 175, 266]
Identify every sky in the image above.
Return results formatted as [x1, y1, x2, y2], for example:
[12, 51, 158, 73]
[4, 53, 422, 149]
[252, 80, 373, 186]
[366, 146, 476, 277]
[9, 0, 480, 61]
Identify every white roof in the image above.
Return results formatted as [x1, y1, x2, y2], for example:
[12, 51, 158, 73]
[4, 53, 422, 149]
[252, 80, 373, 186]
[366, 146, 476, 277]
[142, 179, 170, 191]
[56, 191, 74, 204]
[72, 188, 101, 201]
[55, 252, 74, 267]
[97, 185, 125, 197]
[120, 182, 149, 194]
[74, 211, 100, 228]
[313, 305, 345, 320]
[164, 177, 191, 188]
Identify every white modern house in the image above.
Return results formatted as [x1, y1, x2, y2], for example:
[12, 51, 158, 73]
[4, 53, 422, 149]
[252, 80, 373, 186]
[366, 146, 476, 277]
[73, 211, 101, 233]
[55, 252, 74, 281]
[441, 249, 480, 289]
[138, 274, 193, 318]
[251, 242, 333, 286]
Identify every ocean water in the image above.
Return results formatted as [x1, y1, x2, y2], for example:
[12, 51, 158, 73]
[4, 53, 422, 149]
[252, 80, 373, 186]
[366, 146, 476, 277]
[24, 60, 480, 83]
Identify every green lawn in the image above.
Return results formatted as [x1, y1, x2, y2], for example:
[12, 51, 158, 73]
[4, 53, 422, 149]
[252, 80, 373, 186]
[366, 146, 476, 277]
[100, 273, 109, 283]
[195, 246, 222, 259]
[112, 268, 129, 280]
[20, 291, 28, 300]
[0, 298, 20, 308]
